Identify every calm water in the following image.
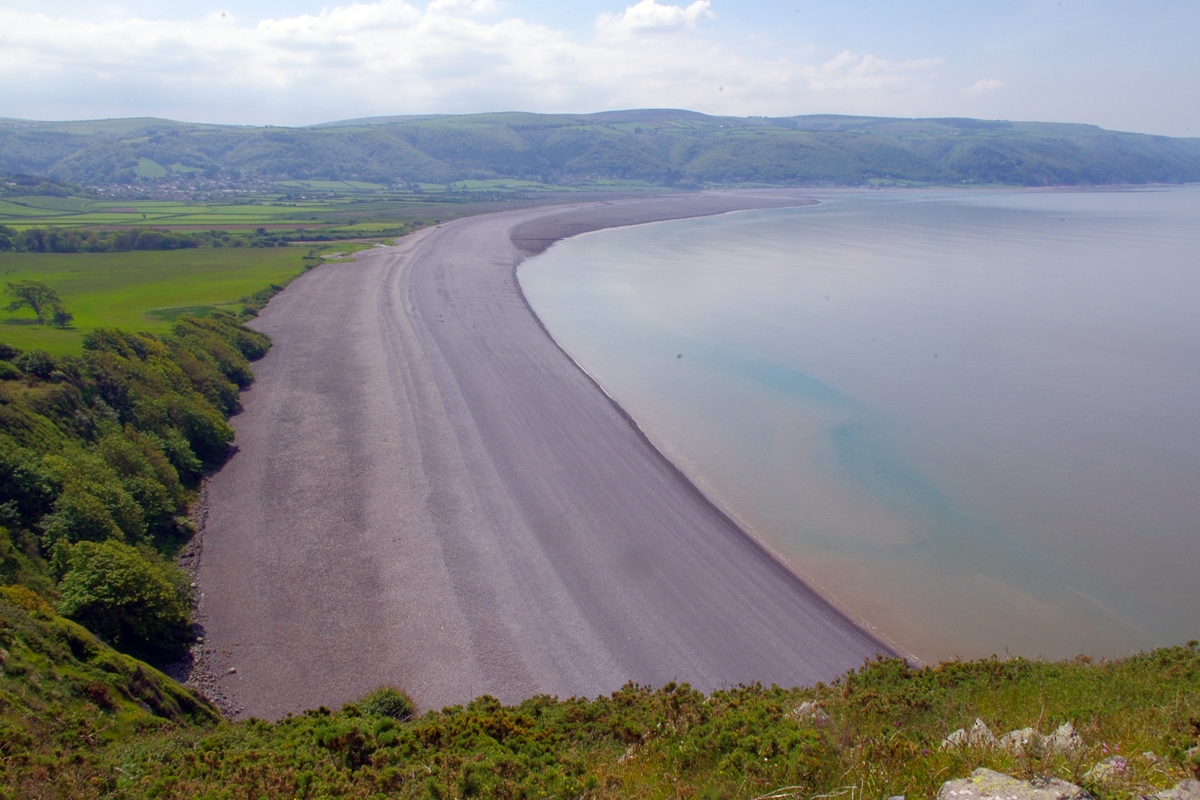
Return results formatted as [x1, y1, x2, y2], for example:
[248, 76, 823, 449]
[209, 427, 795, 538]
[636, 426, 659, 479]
[518, 187, 1200, 662]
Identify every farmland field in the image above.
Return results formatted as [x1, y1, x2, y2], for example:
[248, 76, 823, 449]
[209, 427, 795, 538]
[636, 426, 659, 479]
[0, 182, 656, 233]
[0, 247, 314, 355]
[0, 177, 658, 356]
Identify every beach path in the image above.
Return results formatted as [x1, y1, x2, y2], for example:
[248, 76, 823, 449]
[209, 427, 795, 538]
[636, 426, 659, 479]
[196, 191, 890, 720]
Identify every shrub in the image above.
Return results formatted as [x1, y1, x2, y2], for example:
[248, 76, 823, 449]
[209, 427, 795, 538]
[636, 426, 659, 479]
[15, 349, 56, 379]
[56, 540, 193, 663]
[40, 487, 125, 545]
[357, 686, 416, 720]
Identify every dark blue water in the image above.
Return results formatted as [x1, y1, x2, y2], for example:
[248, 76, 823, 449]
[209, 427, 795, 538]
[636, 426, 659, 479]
[519, 188, 1200, 661]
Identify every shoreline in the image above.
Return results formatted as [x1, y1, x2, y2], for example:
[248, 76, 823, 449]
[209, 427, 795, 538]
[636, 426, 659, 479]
[508, 204, 916, 665]
[195, 190, 893, 720]
[166, 478, 244, 718]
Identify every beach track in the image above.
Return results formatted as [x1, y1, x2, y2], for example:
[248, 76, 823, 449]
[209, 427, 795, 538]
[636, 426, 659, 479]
[197, 191, 891, 720]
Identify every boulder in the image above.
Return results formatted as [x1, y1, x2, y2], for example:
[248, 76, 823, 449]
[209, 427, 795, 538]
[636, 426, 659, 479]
[969, 718, 999, 749]
[937, 768, 1091, 800]
[942, 728, 969, 750]
[788, 700, 830, 726]
[1044, 722, 1085, 757]
[1000, 728, 1044, 757]
[1142, 779, 1200, 800]
[941, 719, 998, 750]
[1083, 756, 1127, 784]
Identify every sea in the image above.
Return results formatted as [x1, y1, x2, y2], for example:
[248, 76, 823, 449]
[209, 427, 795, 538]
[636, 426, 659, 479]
[518, 187, 1200, 663]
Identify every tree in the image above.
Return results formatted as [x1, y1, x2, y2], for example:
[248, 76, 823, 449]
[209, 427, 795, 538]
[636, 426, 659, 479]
[56, 540, 193, 662]
[51, 305, 74, 328]
[5, 280, 66, 325]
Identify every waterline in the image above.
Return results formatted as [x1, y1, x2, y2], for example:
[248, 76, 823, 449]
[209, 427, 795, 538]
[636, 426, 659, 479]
[519, 188, 1200, 661]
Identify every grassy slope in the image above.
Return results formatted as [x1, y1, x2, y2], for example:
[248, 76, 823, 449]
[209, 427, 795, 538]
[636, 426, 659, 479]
[2, 589, 1198, 799]
[0, 248, 311, 356]
[0, 591, 220, 797]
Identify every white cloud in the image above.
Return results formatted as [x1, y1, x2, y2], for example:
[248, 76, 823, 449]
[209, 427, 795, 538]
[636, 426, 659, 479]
[805, 50, 944, 92]
[965, 78, 1006, 94]
[596, 0, 714, 39]
[0, 1, 948, 124]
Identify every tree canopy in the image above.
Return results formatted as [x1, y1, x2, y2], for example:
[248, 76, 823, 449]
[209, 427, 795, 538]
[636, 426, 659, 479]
[5, 279, 72, 327]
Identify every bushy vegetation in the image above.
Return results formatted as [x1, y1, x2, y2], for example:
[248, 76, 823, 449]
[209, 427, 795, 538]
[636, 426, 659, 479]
[0, 173, 82, 198]
[5, 111, 1200, 189]
[0, 225, 301, 253]
[2, 582, 1198, 800]
[0, 311, 269, 665]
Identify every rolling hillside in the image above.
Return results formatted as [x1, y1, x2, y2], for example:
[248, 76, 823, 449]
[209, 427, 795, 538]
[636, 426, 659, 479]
[3, 110, 1200, 188]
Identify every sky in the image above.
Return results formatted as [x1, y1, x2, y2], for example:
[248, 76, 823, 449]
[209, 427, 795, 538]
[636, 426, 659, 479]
[0, 0, 1197, 136]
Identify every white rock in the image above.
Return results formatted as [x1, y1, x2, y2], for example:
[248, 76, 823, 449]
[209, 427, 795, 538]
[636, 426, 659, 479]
[941, 719, 997, 750]
[788, 700, 830, 725]
[937, 768, 1092, 800]
[1000, 727, 1044, 757]
[941, 728, 969, 750]
[1143, 779, 1200, 800]
[1083, 756, 1127, 784]
[1045, 722, 1084, 757]
[968, 718, 999, 749]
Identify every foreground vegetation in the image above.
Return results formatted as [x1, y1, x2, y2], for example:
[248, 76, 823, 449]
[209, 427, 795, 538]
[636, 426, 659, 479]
[4, 110, 1200, 191]
[2, 586, 1197, 799]
[1, 311, 270, 667]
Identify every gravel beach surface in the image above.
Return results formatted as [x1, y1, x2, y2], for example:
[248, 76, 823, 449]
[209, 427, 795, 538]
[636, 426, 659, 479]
[196, 191, 892, 720]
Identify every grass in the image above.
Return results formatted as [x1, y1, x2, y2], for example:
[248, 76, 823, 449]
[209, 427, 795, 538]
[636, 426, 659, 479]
[0, 183, 659, 233]
[0, 247, 312, 355]
[3, 586, 1198, 799]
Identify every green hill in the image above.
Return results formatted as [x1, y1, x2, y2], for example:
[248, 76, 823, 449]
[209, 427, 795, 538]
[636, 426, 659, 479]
[3, 110, 1199, 188]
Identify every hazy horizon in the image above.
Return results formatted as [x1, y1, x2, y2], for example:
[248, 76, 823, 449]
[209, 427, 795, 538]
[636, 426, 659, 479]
[4, 109, 1195, 142]
[0, 1, 1197, 138]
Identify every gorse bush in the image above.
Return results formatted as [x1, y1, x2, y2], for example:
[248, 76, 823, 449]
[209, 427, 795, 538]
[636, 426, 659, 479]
[356, 687, 417, 721]
[1, 589, 1197, 800]
[0, 310, 269, 664]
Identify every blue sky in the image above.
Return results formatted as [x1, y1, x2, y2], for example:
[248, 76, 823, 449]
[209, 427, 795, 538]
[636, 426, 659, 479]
[1, 0, 1196, 136]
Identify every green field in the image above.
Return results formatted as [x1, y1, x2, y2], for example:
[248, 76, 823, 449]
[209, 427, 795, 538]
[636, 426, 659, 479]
[0, 247, 313, 355]
[0, 183, 657, 233]
[0, 195, 404, 231]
